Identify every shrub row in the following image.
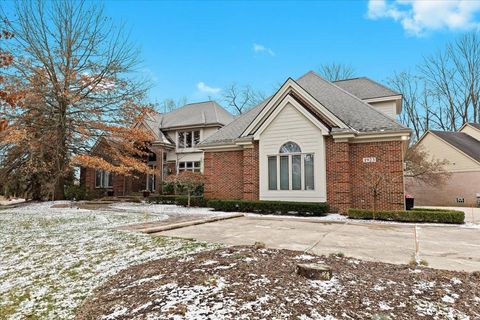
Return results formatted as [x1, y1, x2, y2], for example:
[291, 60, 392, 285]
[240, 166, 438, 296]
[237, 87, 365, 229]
[147, 195, 207, 207]
[347, 208, 465, 224]
[207, 199, 329, 216]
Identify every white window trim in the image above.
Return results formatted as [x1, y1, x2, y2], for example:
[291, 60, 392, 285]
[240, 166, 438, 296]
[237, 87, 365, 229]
[95, 169, 113, 189]
[177, 129, 201, 150]
[146, 165, 156, 192]
[177, 161, 202, 173]
[268, 152, 315, 191]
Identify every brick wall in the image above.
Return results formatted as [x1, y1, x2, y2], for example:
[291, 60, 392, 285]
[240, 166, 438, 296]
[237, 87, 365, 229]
[81, 167, 96, 193]
[204, 149, 244, 199]
[242, 142, 260, 200]
[349, 141, 405, 211]
[201, 138, 405, 213]
[325, 137, 352, 213]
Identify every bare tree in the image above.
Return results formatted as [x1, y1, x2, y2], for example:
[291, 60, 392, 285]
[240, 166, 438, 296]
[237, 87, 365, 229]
[1, 0, 151, 199]
[160, 97, 188, 113]
[388, 71, 432, 142]
[391, 32, 480, 138]
[222, 83, 265, 115]
[319, 63, 356, 81]
[419, 32, 480, 131]
[404, 145, 451, 185]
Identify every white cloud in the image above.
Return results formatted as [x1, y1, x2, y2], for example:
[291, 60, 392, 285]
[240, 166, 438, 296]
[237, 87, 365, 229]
[367, 0, 480, 36]
[253, 43, 275, 56]
[196, 82, 221, 94]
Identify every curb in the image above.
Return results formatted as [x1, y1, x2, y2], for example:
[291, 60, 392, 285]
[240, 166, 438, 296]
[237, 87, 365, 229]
[142, 213, 244, 234]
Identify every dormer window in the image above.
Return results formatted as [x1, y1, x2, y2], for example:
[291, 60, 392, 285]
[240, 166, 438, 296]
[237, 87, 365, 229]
[178, 130, 200, 148]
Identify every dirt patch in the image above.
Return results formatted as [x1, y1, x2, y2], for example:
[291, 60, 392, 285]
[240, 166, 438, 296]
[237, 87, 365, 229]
[76, 246, 480, 320]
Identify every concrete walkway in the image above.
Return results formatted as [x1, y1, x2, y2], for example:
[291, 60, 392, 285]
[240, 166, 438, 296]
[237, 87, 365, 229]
[157, 216, 480, 272]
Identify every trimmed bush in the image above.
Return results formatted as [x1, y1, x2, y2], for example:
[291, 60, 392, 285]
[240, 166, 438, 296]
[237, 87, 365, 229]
[147, 195, 206, 207]
[347, 208, 464, 224]
[207, 199, 329, 216]
[64, 185, 87, 201]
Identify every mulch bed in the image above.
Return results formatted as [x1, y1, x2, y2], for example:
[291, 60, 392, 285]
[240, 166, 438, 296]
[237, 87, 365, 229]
[76, 246, 480, 320]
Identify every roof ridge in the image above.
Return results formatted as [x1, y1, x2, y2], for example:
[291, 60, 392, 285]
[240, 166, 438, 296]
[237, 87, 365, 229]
[332, 77, 367, 82]
[212, 101, 220, 122]
[361, 77, 401, 96]
[200, 100, 268, 145]
[306, 71, 407, 130]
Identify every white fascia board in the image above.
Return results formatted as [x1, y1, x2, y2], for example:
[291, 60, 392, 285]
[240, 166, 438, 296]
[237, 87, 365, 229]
[241, 78, 348, 137]
[253, 95, 330, 140]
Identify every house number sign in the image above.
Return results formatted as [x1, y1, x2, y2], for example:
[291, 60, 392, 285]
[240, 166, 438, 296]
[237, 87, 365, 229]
[362, 157, 377, 163]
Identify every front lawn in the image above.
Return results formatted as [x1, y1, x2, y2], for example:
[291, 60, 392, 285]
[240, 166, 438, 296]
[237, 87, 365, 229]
[0, 202, 215, 319]
[77, 246, 480, 319]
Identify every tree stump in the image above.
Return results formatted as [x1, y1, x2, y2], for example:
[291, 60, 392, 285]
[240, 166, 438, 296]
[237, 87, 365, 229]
[296, 263, 332, 280]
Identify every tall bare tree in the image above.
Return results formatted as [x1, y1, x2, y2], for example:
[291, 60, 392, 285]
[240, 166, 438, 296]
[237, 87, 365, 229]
[160, 97, 188, 113]
[0, 0, 152, 199]
[222, 83, 265, 115]
[419, 32, 480, 131]
[392, 32, 480, 138]
[388, 71, 433, 142]
[319, 62, 356, 81]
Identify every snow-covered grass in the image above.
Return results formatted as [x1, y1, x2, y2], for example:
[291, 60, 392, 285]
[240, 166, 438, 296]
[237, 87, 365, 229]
[0, 198, 26, 206]
[0, 201, 216, 320]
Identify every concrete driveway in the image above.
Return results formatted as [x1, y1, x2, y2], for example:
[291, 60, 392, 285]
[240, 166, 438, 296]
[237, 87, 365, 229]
[157, 215, 480, 272]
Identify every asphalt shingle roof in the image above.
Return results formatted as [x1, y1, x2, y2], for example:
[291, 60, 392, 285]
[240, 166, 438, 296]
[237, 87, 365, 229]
[431, 131, 480, 163]
[296, 72, 406, 133]
[199, 71, 408, 147]
[199, 99, 269, 146]
[333, 77, 400, 100]
[155, 101, 234, 130]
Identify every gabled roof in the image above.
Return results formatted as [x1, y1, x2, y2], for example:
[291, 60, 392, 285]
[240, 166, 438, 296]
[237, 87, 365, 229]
[333, 77, 400, 100]
[468, 123, 480, 130]
[154, 101, 234, 130]
[296, 72, 406, 133]
[199, 71, 408, 147]
[430, 130, 480, 163]
[141, 113, 174, 146]
[199, 99, 269, 146]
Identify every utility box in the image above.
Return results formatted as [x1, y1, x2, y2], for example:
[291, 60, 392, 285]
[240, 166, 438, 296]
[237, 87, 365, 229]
[405, 194, 414, 210]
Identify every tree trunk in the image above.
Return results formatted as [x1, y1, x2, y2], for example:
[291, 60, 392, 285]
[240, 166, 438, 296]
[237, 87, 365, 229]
[187, 191, 191, 207]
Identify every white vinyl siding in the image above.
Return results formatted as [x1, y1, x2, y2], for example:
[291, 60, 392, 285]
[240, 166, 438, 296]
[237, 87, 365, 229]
[368, 101, 397, 119]
[460, 125, 480, 141]
[419, 133, 480, 172]
[259, 102, 327, 202]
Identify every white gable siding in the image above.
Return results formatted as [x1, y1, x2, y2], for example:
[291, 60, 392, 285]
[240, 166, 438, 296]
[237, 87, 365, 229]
[460, 124, 480, 141]
[259, 102, 327, 202]
[419, 133, 480, 172]
[368, 101, 397, 119]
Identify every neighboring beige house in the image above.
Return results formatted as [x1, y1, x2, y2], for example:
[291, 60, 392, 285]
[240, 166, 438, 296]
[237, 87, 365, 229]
[405, 123, 480, 207]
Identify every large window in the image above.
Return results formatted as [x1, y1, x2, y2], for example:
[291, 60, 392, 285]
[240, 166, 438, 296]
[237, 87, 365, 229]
[178, 161, 201, 173]
[178, 130, 200, 148]
[146, 165, 156, 192]
[267, 142, 314, 191]
[95, 170, 113, 188]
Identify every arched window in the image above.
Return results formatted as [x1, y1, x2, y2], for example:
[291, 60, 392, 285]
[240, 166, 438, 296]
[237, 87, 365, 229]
[279, 141, 301, 153]
[267, 141, 315, 191]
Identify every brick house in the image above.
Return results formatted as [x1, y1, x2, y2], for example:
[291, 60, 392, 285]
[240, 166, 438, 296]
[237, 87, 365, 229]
[80, 101, 235, 196]
[198, 71, 410, 212]
[81, 71, 411, 212]
[405, 123, 480, 207]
